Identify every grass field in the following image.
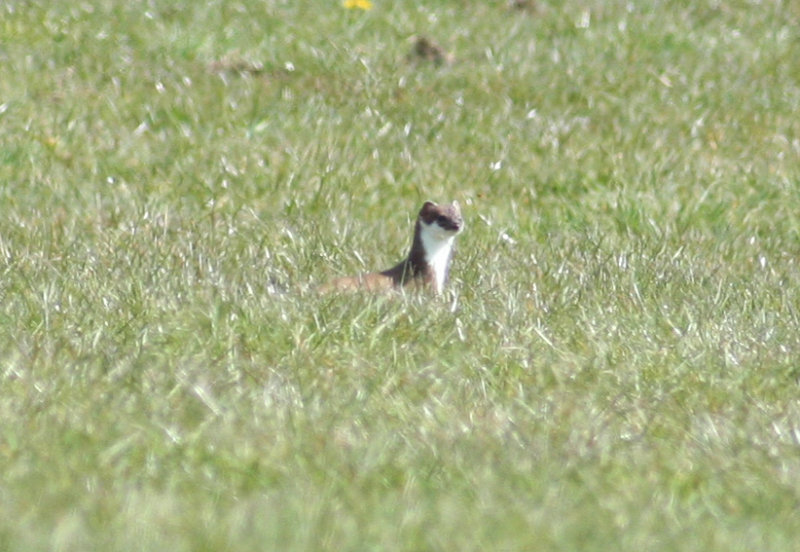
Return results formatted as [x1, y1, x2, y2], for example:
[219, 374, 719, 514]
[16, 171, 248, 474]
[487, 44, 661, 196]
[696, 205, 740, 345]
[2, 0, 800, 550]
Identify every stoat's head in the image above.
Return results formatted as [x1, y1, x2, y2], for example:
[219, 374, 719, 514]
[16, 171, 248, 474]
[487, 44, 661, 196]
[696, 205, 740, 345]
[418, 200, 463, 241]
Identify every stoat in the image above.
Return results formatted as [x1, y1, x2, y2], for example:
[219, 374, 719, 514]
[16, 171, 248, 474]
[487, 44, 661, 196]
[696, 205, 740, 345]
[320, 201, 463, 294]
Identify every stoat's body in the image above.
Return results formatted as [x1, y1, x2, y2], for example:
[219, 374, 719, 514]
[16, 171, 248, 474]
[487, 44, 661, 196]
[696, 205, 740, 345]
[320, 201, 463, 294]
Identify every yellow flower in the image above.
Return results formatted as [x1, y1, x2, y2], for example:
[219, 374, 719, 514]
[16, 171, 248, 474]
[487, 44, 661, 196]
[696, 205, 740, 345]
[343, 0, 372, 10]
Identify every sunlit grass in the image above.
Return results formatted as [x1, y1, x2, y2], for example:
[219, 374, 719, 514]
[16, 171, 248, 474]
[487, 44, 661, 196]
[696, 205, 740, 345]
[1, 0, 800, 550]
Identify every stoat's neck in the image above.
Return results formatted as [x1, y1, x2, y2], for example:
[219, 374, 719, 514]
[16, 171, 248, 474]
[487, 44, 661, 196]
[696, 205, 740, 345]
[407, 219, 455, 293]
[422, 230, 455, 293]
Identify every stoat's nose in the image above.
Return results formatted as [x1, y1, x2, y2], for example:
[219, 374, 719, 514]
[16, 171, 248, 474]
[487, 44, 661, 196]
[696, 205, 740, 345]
[438, 217, 462, 232]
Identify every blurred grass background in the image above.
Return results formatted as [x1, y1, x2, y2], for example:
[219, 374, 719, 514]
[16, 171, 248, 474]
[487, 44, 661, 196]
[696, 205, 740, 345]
[1, 0, 800, 550]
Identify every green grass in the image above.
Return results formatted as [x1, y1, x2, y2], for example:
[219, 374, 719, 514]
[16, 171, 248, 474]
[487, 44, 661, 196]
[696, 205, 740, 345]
[2, 0, 800, 549]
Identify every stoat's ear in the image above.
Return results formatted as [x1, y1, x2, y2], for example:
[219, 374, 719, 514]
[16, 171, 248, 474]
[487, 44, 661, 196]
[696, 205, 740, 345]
[451, 200, 460, 210]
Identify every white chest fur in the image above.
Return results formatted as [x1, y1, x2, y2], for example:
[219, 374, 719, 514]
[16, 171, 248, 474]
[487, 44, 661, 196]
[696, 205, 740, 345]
[419, 223, 456, 293]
